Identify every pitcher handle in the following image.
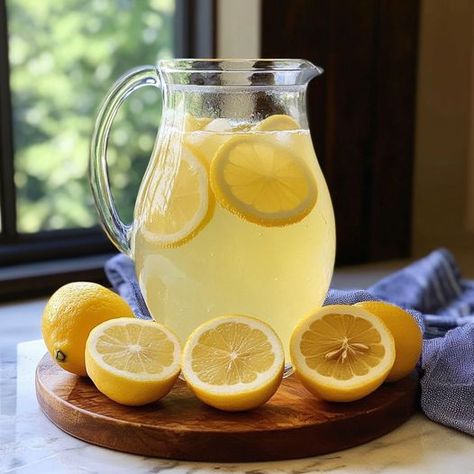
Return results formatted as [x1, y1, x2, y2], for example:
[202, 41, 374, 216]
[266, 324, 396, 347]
[89, 65, 160, 255]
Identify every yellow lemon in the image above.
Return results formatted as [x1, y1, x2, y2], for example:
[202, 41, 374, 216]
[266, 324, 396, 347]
[85, 318, 181, 406]
[290, 305, 395, 402]
[203, 118, 234, 132]
[210, 135, 318, 226]
[41, 282, 134, 376]
[141, 144, 214, 247]
[356, 301, 423, 382]
[182, 315, 284, 411]
[254, 114, 300, 131]
[183, 113, 212, 132]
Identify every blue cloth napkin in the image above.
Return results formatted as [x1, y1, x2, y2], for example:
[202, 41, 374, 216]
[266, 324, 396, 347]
[105, 248, 474, 436]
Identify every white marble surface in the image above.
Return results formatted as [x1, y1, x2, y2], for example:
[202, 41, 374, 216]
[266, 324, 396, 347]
[0, 339, 472, 474]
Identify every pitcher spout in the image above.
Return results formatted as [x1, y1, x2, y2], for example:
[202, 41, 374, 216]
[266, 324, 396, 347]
[158, 58, 323, 87]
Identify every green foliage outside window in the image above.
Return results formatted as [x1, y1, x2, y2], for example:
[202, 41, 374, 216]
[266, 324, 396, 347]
[8, 0, 174, 232]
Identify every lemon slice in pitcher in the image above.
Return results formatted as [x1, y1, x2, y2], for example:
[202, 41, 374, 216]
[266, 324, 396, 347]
[210, 135, 317, 226]
[182, 315, 284, 411]
[290, 305, 395, 402]
[142, 145, 213, 247]
[183, 113, 212, 132]
[254, 114, 300, 131]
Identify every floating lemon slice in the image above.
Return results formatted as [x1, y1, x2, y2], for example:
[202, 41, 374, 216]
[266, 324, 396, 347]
[290, 305, 395, 402]
[141, 145, 213, 247]
[182, 315, 284, 411]
[203, 118, 234, 132]
[85, 318, 181, 406]
[183, 113, 212, 132]
[356, 301, 422, 382]
[255, 114, 300, 131]
[210, 135, 317, 226]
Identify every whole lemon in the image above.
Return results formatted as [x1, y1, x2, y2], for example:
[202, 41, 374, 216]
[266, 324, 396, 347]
[356, 301, 423, 382]
[41, 282, 134, 376]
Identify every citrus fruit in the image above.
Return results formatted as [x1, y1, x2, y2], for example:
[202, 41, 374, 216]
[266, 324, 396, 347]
[203, 118, 234, 132]
[141, 144, 214, 247]
[181, 315, 284, 411]
[85, 318, 181, 406]
[183, 113, 212, 132]
[210, 135, 317, 226]
[290, 305, 396, 402]
[41, 282, 134, 376]
[255, 114, 300, 131]
[356, 301, 423, 382]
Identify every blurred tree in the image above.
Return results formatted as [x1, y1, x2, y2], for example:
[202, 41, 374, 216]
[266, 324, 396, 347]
[8, 0, 174, 232]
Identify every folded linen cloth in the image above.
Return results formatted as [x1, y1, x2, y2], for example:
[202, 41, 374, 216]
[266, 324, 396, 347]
[105, 248, 474, 436]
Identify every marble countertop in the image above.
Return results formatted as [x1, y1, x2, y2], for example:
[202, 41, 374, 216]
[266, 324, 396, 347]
[1, 341, 473, 474]
[1, 266, 473, 473]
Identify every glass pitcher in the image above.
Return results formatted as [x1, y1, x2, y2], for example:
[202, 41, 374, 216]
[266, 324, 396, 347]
[90, 59, 335, 363]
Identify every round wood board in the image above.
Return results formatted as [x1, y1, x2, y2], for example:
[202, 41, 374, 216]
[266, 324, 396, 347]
[36, 353, 418, 462]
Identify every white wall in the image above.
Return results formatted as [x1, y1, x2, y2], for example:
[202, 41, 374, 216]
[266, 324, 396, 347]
[217, 0, 261, 58]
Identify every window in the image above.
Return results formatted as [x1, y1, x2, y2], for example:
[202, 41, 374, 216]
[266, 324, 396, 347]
[10, 0, 175, 233]
[0, 0, 215, 298]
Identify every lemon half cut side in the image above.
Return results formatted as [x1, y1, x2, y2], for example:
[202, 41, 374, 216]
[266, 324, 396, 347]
[85, 318, 181, 406]
[182, 315, 285, 411]
[290, 305, 396, 402]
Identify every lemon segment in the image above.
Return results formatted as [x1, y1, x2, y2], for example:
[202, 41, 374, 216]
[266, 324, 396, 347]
[356, 301, 423, 382]
[254, 114, 301, 131]
[182, 315, 284, 411]
[290, 305, 395, 402]
[85, 318, 181, 406]
[183, 113, 212, 132]
[141, 145, 213, 247]
[203, 118, 234, 132]
[41, 282, 134, 376]
[210, 135, 318, 226]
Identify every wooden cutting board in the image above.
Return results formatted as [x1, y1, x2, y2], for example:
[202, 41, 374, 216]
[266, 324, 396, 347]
[36, 353, 418, 462]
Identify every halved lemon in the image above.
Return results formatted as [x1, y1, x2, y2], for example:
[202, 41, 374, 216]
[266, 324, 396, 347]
[210, 135, 317, 226]
[181, 315, 284, 411]
[290, 305, 395, 402]
[85, 318, 181, 406]
[141, 145, 213, 247]
[255, 114, 300, 131]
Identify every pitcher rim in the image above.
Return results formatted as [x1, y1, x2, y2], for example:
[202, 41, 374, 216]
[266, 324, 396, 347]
[158, 58, 323, 75]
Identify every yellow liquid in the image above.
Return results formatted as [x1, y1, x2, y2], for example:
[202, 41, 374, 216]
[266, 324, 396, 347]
[132, 124, 335, 361]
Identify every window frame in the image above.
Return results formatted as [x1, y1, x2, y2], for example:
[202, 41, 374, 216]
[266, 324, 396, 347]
[0, 0, 216, 300]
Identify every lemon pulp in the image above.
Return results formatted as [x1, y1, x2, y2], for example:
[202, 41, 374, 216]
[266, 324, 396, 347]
[140, 145, 212, 248]
[210, 135, 318, 226]
[85, 318, 181, 406]
[182, 315, 284, 411]
[291, 305, 395, 402]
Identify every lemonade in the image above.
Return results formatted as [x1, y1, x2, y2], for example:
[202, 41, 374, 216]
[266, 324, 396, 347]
[132, 116, 335, 362]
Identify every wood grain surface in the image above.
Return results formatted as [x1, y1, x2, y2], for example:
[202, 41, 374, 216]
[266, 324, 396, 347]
[36, 353, 419, 462]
